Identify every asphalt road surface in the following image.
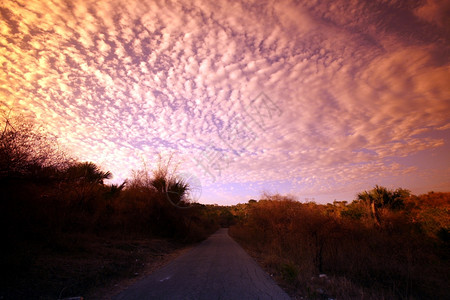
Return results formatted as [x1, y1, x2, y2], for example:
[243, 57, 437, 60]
[113, 228, 291, 300]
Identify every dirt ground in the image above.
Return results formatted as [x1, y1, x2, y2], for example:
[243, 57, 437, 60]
[1, 233, 193, 299]
[87, 243, 193, 299]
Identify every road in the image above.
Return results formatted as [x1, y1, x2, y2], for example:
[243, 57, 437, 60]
[113, 228, 291, 300]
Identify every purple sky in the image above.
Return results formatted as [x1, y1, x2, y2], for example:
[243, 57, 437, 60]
[1, 0, 449, 205]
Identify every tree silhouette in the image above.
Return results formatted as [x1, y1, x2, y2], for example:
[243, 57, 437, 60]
[0, 115, 71, 181]
[150, 154, 190, 206]
[65, 161, 112, 184]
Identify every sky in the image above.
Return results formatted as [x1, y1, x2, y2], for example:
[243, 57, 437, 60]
[1, 0, 449, 205]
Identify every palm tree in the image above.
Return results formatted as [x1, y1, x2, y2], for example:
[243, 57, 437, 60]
[166, 176, 190, 206]
[357, 185, 390, 227]
[62, 162, 112, 210]
[65, 162, 112, 184]
[357, 185, 410, 226]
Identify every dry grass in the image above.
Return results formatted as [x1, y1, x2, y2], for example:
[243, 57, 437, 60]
[87, 239, 194, 299]
[229, 194, 450, 300]
[236, 244, 400, 300]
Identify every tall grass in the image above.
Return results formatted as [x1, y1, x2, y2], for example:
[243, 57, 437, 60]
[229, 193, 450, 299]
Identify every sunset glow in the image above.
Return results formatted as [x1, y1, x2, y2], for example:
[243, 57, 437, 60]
[1, 0, 449, 204]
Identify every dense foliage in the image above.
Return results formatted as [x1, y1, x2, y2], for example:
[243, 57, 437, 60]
[229, 192, 450, 299]
[0, 116, 220, 297]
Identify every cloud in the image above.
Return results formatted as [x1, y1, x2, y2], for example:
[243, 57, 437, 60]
[1, 0, 449, 203]
[414, 0, 450, 28]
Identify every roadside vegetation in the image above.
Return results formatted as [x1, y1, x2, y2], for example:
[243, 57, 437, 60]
[2, 115, 449, 299]
[0, 116, 221, 299]
[229, 191, 450, 299]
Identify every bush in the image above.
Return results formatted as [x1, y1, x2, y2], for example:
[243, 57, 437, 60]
[229, 192, 450, 299]
[0, 115, 71, 182]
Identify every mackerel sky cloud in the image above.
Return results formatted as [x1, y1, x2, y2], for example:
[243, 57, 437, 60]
[1, 0, 449, 204]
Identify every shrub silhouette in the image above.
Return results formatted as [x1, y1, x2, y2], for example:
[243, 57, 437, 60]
[1, 117, 220, 298]
[148, 154, 191, 206]
[65, 162, 112, 184]
[0, 115, 71, 182]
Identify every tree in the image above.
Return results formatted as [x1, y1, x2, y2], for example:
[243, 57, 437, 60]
[150, 154, 191, 207]
[0, 115, 71, 181]
[61, 162, 112, 211]
[130, 154, 192, 207]
[65, 162, 112, 185]
[357, 185, 410, 226]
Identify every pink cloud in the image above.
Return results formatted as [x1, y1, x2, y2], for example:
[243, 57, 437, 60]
[1, 0, 449, 204]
